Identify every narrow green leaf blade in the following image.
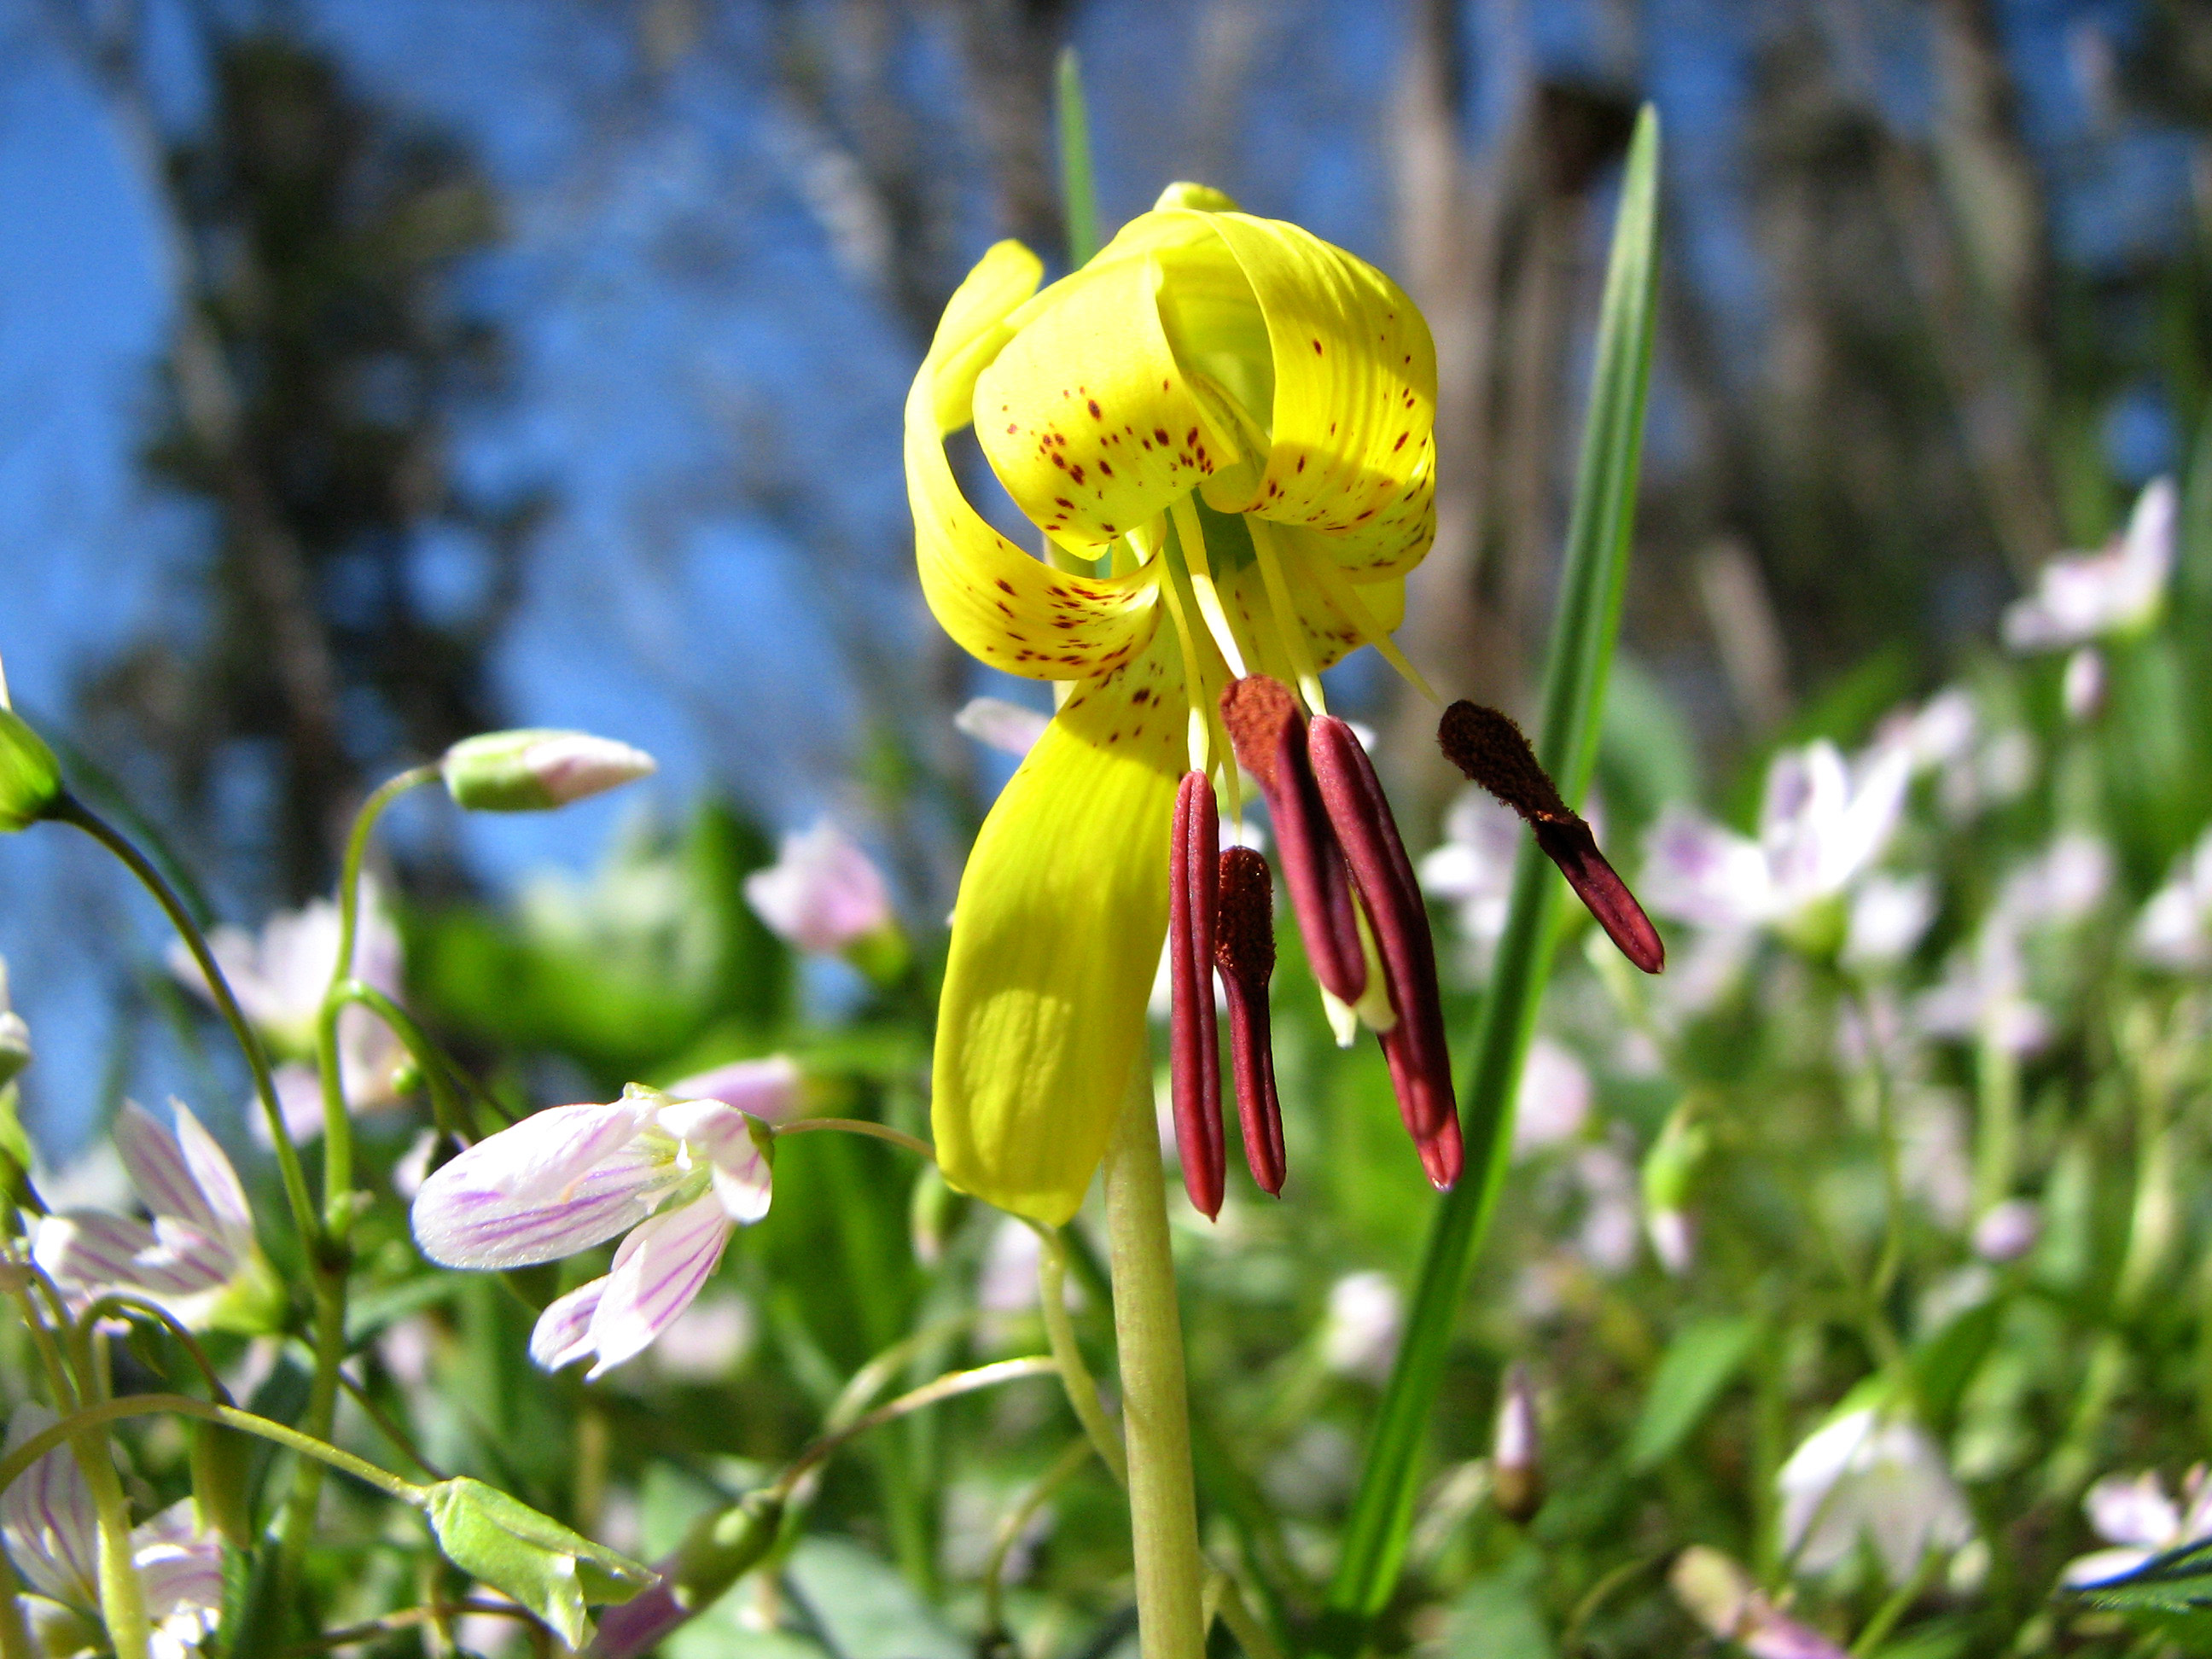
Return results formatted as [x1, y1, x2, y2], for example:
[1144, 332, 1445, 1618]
[1317, 105, 1662, 1651]
[1627, 1316, 1759, 1473]
[1055, 48, 1101, 269]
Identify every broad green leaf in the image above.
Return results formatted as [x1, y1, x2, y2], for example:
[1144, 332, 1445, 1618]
[423, 1476, 654, 1650]
[1627, 1316, 1759, 1472]
[1055, 49, 1101, 268]
[1319, 107, 1662, 1650]
[1911, 1298, 2003, 1428]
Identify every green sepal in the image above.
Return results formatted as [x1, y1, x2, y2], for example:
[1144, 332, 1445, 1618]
[422, 1476, 655, 1649]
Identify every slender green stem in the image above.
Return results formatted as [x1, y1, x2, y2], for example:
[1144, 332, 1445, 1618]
[1848, 1547, 1941, 1657]
[1970, 1020, 2018, 1220]
[1844, 981, 1909, 1309]
[74, 1293, 234, 1404]
[1209, 1570, 1287, 1659]
[51, 792, 316, 1249]
[771, 1358, 1059, 1498]
[824, 1314, 982, 1435]
[0, 1394, 427, 1511]
[79, 1417, 151, 1659]
[279, 765, 434, 1603]
[983, 1437, 1094, 1638]
[773, 1118, 937, 1161]
[319, 765, 435, 1231]
[1101, 1062, 1205, 1659]
[0, 1551, 34, 1659]
[1033, 1225, 1128, 1486]
[329, 980, 469, 1146]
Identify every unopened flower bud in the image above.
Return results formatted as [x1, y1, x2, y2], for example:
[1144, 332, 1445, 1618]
[0, 706, 60, 833]
[440, 730, 657, 812]
[1492, 1363, 1543, 1523]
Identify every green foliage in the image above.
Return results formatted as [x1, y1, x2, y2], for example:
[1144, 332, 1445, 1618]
[1627, 1315, 1760, 1472]
[422, 1476, 655, 1647]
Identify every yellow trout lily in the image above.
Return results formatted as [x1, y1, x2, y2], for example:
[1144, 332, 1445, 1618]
[909, 183, 1437, 1225]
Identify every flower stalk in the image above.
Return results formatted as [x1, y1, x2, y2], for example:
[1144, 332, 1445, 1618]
[1101, 1062, 1205, 1659]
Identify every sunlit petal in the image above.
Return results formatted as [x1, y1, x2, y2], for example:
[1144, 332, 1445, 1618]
[1, 1404, 100, 1610]
[576, 1196, 734, 1379]
[411, 1100, 661, 1270]
[933, 637, 1185, 1224]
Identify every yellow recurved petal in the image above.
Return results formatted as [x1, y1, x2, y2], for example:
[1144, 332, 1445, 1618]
[974, 252, 1238, 551]
[1204, 214, 1438, 579]
[931, 632, 1186, 1225]
[907, 239, 1160, 679]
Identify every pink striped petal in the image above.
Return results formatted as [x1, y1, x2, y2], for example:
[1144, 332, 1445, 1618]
[528, 1278, 609, 1371]
[411, 1101, 661, 1270]
[655, 1098, 775, 1225]
[131, 1500, 223, 1640]
[1, 1405, 100, 1609]
[119, 1100, 253, 1258]
[577, 1196, 732, 1379]
[32, 1211, 231, 1299]
[666, 1057, 802, 1126]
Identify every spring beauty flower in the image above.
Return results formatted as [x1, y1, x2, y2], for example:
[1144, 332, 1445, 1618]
[3, 1404, 224, 1657]
[168, 882, 408, 1141]
[910, 180, 1467, 1224]
[410, 1064, 799, 1378]
[743, 819, 896, 958]
[32, 1100, 282, 1334]
[1671, 1546, 1848, 1659]
[1778, 1406, 1973, 1582]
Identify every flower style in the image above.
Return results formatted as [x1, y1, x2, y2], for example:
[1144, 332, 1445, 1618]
[2, 1404, 224, 1657]
[742, 819, 896, 956]
[410, 1063, 800, 1378]
[168, 881, 408, 1141]
[1777, 1406, 1974, 1582]
[2002, 476, 2175, 652]
[1642, 738, 1910, 943]
[32, 1100, 282, 1334]
[2062, 1465, 2212, 1587]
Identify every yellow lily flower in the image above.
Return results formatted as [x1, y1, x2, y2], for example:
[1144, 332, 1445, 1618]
[908, 183, 1437, 1225]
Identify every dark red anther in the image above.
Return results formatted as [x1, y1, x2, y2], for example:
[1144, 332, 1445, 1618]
[1215, 846, 1285, 1196]
[1435, 701, 1665, 975]
[1220, 677, 1365, 1004]
[1170, 772, 1225, 1219]
[1379, 1027, 1460, 1189]
[1308, 715, 1458, 1144]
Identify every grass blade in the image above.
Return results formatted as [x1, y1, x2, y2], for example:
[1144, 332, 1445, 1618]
[1056, 48, 1101, 268]
[1313, 104, 1662, 1652]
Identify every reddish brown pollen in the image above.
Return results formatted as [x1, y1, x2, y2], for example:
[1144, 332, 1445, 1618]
[1309, 715, 1458, 1149]
[1220, 677, 1365, 1004]
[1215, 847, 1284, 1196]
[1436, 701, 1666, 975]
[1169, 773, 1224, 1218]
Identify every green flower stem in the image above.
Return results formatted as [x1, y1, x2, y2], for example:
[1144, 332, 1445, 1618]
[49, 792, 317, 1250]
[79, 1417, 151, 1659]
[0, 1394, 427, 1511]
[0, 1553, 34, 1659]
[74, 1294, 234, 1405]
[1970, 1020, 2019, 1220]
[319, 764, 437, 1233]
[772, 1118, 938, 1161]
[1033, 1224, 1129, 1486]
[1848, 1547, 1941, 1658]
[770, 1357, 1060, 1499]
[982, 1436, 1094, 1639]
[1054, 47, 1101, 267]
[282, 765, 435, 1605]
[329, 979, 469, 1146]
[1101, 1062, 1205, 1659]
